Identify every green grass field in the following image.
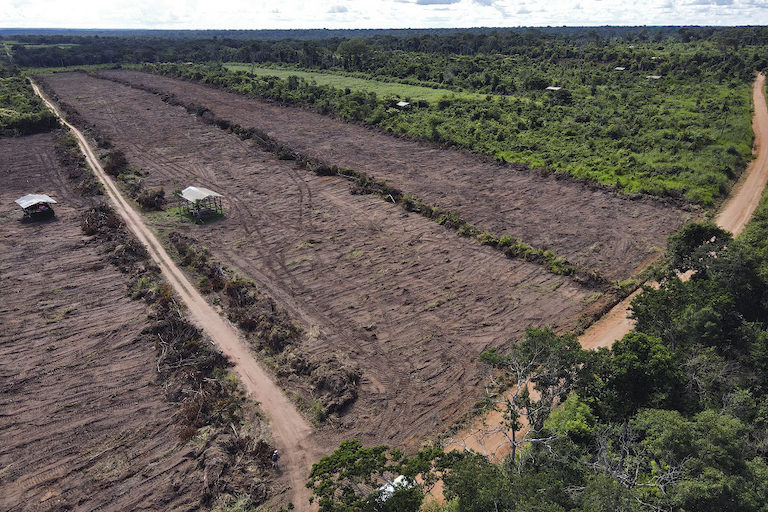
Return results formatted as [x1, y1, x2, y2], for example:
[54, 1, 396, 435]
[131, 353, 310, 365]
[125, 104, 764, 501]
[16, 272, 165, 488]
[4, 41, 80, 52]
[22, 63, 122, 75]
[224, 63, 493, 102]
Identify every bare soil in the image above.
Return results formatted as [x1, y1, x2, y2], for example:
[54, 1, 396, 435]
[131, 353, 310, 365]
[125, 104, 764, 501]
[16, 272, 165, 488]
[0, 133, 206, 511]
[98, 69, 691, 282]
[30, 84, 316, 509]
[40, 73, 601, 452]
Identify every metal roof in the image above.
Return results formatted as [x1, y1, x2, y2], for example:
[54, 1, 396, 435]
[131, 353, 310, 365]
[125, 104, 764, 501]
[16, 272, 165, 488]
[180, 186, 223, 202]
[15, 194, 57, 209]
[545, 86, 562, 91]
[396, 101, 410, 107]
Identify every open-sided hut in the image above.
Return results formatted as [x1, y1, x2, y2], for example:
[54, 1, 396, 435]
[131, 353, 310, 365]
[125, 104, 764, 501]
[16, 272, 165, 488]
[15, 194, 57, 220]
[179, 186, 224, 223]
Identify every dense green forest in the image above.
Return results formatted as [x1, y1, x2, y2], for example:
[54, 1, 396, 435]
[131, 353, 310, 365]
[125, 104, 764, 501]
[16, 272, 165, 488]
[5, 26, 768, 66]
[307, 189, 768, 510]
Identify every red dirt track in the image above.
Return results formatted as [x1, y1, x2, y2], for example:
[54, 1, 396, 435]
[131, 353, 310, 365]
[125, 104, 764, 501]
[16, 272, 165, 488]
[99, 69, 690, 281]
[40, 72, 604, 449]
[0, 133, 206, 510]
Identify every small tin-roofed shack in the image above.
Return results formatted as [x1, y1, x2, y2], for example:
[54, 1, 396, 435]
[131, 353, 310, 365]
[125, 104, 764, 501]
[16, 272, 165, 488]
[645, 75, 662, 80]
[179, 186, 224, 223]
[15, 194, 57, 220]
[614, 67, 626, 71]
[545, 86, 562, 91]
[396, 101, 411, 108]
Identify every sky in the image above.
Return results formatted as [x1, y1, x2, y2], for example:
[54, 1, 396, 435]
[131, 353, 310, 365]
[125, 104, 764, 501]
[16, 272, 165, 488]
[2, 0, 767, 30]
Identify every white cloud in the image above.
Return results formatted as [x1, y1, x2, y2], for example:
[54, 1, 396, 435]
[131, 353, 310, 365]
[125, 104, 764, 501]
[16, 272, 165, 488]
[0, 0, 762, 29]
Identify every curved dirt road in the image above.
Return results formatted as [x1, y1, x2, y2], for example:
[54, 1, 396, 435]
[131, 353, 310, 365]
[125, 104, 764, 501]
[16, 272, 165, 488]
[31, 80, 320, 509]
[581, 72, 768, 350]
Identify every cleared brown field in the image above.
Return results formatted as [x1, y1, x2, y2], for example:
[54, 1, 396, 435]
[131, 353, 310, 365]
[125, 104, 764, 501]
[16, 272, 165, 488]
[98, 69, 691, 282]
[40, 72, 599, 447]
[0, 133, 213, 510]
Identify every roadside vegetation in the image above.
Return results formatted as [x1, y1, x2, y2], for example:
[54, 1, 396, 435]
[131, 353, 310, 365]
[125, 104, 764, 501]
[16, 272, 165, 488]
[166, 231, 362, 425]
[9, 27, 767, 204]
[0, 61, 57, 136]
[81, 203, 278, 509]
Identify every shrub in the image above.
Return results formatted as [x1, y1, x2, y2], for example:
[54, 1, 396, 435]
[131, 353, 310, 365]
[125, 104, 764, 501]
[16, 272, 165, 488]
[136, 187, 166, 210]
[103, 149, 129, 176]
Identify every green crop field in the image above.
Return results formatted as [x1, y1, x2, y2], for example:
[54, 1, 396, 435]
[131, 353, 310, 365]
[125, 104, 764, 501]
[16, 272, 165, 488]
[224, 63, 493, 102]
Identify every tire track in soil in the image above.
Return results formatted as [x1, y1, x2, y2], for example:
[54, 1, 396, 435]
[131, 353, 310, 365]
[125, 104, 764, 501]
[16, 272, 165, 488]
[101, 94, 321, 326]
[30, 79, 320, 511]
[114, 99, 339, 344]
[99, 96, 319, 327]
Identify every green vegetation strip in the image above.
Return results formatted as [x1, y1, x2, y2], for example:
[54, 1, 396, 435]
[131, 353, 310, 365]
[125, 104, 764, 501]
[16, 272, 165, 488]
[224, 63, 496, 102]
[23, 63, 122, 75]
[97, 70, 595, 282]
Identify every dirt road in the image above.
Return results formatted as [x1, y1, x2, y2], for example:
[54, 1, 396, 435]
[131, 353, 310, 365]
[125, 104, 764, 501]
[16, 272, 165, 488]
[30, 80, 320, 509]
[580, 73, 768, 350]
[717, 74, 768, 235]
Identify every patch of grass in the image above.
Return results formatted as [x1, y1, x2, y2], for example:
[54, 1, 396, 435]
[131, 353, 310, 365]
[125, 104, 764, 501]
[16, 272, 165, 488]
[224, 63, 495, 102]
[144, 206, 194, 226]
[310, 398, 327, 424]
[43, 305, 77, 324]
